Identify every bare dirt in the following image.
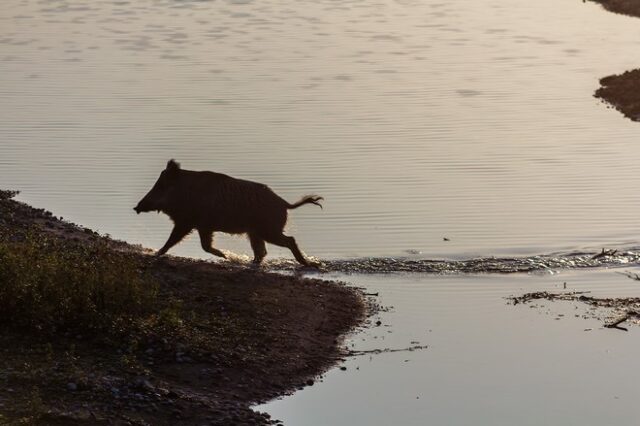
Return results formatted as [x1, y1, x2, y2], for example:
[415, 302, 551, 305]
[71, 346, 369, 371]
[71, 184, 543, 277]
[0, 190, 368, 425]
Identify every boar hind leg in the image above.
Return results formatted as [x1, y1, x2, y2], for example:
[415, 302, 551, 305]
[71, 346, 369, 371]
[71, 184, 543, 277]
[198, 228, 227, 258]
[249, 233, 267, 264]
[157, 224, 192, 256]
[264, 233, 312, 266]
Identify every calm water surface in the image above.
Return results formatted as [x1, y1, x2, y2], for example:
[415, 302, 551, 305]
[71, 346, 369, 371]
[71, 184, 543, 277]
[2, 0, 640, 259]
[260, 269, 640, 426]
[3, 0, 640, 424]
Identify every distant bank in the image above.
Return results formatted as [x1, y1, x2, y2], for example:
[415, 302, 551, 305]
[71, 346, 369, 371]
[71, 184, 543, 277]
[589, 0, 640, 18]
[590, 1, 640, 121]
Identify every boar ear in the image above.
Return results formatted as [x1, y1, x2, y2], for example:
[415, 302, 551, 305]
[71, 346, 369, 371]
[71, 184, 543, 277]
[166, 159, 181, 172]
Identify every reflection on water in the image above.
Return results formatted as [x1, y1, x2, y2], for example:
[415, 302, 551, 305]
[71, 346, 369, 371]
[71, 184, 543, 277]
[2, 0, 640, 260]
[259, 270, 640, 425]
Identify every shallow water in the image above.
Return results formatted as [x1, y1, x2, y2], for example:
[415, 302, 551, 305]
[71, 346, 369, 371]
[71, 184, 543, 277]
[271, 247, 640, 273]
[2, 0, 640, 260]
[259, 269, 640, 425]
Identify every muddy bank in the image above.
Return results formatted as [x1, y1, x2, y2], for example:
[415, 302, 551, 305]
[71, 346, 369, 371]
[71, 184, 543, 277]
[590, 1, 640, 121]
[0, 190, 367, 425]
[595, 69, 640, 122]
[589, 0, 640, 18]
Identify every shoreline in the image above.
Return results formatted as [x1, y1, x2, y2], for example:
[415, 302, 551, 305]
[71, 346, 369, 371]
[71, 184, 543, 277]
[595, 70, 640, 122]
[589, 0, 640, 18]
[591, 1, 640, 120]
[0, 190, 367, 425]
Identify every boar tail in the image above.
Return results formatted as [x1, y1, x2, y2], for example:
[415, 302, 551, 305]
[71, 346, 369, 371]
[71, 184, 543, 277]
[287, 195, 324, 210]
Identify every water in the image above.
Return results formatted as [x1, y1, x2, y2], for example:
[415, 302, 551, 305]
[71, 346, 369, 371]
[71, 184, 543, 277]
[259, 269, 640, 426]
[2, 0, 640, 260]
[3, 0, 640, 424]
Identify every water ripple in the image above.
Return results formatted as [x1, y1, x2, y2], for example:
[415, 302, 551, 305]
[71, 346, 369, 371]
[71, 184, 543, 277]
[267, 249, 640, 274]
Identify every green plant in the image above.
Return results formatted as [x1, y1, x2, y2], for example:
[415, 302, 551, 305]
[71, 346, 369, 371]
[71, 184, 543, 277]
[0, 234, 158, 335]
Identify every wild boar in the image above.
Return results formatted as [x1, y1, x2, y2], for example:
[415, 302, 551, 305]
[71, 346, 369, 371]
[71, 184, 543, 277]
[134, 160, 323, 266]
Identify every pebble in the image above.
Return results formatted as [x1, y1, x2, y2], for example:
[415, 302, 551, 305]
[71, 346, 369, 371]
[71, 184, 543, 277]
[66, 382, 78, 391]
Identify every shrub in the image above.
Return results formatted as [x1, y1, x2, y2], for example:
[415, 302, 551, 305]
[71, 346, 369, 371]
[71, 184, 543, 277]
[0, 234, 157, 335]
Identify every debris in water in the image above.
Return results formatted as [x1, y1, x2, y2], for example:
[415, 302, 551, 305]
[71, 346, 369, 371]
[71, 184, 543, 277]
[592, 248, 618, 260]
[510, 291, 640, 331]
[345, 344, 428, 357]
[616, 271, 640, 281]
[405, 249, 422, 255]
[604, 311, 640, 331]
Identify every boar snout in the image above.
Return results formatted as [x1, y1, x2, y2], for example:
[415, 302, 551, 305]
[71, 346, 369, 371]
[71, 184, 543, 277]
[134, 160, 181, 216]
[133, 197, 160, 214]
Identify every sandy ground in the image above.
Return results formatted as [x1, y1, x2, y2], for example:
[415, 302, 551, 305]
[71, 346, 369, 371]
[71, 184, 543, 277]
[0, 191, 368, 425]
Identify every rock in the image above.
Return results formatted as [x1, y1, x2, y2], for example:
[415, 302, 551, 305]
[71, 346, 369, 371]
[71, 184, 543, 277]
[66, 382, 77, 391]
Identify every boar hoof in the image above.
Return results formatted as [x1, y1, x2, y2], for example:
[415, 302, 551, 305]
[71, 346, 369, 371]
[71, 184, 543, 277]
[305, 259, 322, 269]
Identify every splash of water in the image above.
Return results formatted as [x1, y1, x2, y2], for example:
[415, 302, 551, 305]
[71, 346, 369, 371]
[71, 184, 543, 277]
[262, 249, 640, 274]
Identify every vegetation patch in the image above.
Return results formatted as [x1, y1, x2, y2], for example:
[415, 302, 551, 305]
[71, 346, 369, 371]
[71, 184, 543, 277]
[0, 234, 157, 336]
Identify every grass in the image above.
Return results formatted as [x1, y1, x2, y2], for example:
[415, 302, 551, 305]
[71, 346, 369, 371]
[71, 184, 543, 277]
[0, 233, 158, 336]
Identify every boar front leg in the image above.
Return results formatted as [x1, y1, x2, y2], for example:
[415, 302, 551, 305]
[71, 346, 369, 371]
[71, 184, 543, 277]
[198, 228, 227, 258]
[157, 224, 192, 256]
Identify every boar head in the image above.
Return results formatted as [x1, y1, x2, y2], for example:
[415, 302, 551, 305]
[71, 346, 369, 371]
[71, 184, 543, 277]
[134, 160, 181, 214]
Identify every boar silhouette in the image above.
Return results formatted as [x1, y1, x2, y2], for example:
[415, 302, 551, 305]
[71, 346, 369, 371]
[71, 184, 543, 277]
[134, 160, 323, 266]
